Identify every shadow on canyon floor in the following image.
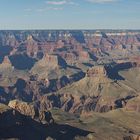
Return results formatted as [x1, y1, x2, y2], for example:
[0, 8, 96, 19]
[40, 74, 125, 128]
[106, 62, 133, 80]
[0, 118, 92, 140]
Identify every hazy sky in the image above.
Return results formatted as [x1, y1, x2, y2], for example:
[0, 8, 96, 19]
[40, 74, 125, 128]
[0, 0, 140, 29]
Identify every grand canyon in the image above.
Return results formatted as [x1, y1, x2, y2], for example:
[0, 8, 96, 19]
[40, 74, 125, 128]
[0, 30, 140, 140]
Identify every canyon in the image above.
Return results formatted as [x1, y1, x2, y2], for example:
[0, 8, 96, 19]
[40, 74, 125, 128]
[0, 30, 140, 140]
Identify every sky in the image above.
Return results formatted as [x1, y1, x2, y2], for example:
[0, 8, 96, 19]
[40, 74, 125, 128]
[0, 0, 140, 29]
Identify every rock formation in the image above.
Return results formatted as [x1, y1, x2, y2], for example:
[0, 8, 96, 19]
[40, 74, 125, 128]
[8, 100, 35, 118]
[30, 53, 59, 79]
[25, 35, 38, 57]
[43, 53, 59, 68]
[38, 65, 136, 113]
[0, 103, 56, 140]
[8, 100, 54, 124]
[0, 103, 91, 140]
[0, 30, 140, 140]
[0, 56, 14, 70]
[33, 53, 58, 69]
[86, 65, 107, 77]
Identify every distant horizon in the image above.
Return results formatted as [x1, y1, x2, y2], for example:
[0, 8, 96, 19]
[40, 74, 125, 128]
[0, 29, 140, 31]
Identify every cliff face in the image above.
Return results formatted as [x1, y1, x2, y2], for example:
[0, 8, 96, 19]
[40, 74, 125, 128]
[8, 100, 36, 118]
[0, 31, 140, 61]
[0, 103, 91, 140]
[31, 53, 59, 70]
[8, 100, 54, 124]
[30, 54, 59, 79]
[25, 35, 38, 57]
[0, 103, 49, 139]
[41, 54, 59, 68]
[0, 65, 139, 115]
[1, 102, 140, 140]
[86, 66, 107, 77]
[0, 30, 140, 140]
[35, 65, 138, 114]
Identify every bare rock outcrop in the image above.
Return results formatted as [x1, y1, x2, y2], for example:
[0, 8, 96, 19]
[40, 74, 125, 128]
[32, 53, 59, 70]
[0, 103, 56, 140]
[86, 65, 107, 77]
[8, 100, 54, 124]
[31, 53, 59, 78]
[0, 56, 14, 70]
[39, 93, 120, 114]
[25, 35, 38, 57]
[8, 100, 35, 118]
[42, 53, 59, 68]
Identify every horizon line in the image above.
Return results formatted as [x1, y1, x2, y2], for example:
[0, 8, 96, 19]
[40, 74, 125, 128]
[0, 29, 140, 31]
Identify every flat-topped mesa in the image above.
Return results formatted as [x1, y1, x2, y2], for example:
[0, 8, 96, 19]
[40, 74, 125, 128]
[86, 65, 107, 77]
